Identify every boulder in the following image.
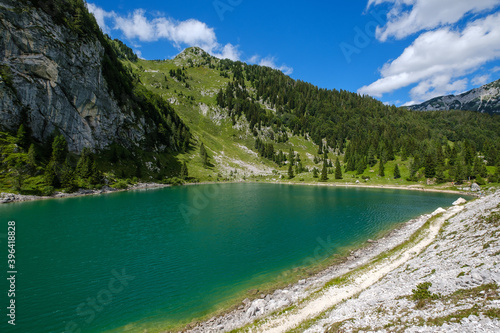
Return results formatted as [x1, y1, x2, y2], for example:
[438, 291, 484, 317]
[453, 198, 467, 206]
[471, 183, 481, 192]
[432, 207, 446, 215]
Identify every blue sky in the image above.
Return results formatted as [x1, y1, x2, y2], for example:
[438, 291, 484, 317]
[87, 0, 500, 106]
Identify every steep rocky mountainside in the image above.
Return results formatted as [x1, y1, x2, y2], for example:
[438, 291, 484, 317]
[408, 79, 500, 115]
[0, 0, 189, 153]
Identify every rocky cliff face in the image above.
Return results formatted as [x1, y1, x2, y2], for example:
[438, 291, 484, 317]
[408, 79, 500, 115]
[0, 0, 145, 152]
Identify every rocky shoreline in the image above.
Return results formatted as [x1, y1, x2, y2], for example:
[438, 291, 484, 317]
[0, 180, 481, 204]
[183, 191, 500, 332]
[0, 182, 169, 204]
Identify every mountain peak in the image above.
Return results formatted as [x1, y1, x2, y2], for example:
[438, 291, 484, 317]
[173, 47, 213, 66]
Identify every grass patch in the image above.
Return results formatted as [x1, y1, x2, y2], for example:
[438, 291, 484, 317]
[324, 275, 350, 288]
[447, 283, 498, 304]
[425, 305, 481, 326]
[326, 319, 352, 332]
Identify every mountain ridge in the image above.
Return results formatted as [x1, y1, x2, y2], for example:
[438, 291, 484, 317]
[407, 78, 500, 114]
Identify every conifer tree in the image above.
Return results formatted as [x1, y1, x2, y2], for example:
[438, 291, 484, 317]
[16, 124, 29, 150]
[356, 157, 366, 175]
[320, 157, 328, 182]
[89, 160, 102, 185]
[435, 142, 445, 168]
[454, 161, 465, 184]
[180, 161, 188, 179]
[312, 167, 319, 178]
[317, 140, 323, 155]
[44, 160, 60, 188]
[288, 163, 294, 179]
[367, 146, 377, 167]
[52, 135, 68, 164]
[27, 144, 37, 174]
[289, 148, 295, 166]
[76, 148, 92, 179]
[200, 142, 208, 167]
[448, 146, 457, 166]
[491, 164, 500, 183]
[335, 157, 342, 179]
[463, 140, 474, 166]
[60, 160, 76, 191]
[472, 157, 487, 179]
[296, 161, 303, 174]
[393, 164, 401, 179]
[407, 158, 418, 181]
[424, 153, 436, 178]
[378, 159, 385, 177]
[435, 165, 446, 184]
[76, 148, 100, 184]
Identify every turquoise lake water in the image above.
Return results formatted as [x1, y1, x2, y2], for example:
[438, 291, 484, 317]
[0, 183, 463, 332]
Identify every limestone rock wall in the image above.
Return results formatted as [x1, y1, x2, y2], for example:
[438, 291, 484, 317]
[0, 0, 145, 152]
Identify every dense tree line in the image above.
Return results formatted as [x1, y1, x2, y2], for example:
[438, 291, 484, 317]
[108, 38, 139, 62]
[0, 130, 102, 195]
[214, 58, 500, 184]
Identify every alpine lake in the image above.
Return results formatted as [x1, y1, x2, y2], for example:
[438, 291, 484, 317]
[0, 183, 466, 332]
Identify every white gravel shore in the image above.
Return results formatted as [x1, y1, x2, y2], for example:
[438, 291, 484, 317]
[185, 190, 500, 333]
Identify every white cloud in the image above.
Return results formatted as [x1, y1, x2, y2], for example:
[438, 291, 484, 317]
[85, 3, 115, 33]
[382, 100, 401, 106]
[471, 74, 490, 86]
[367, 0, 500, 41]
[250, 55, 293, 75]
[211, 43, 241, 61]
[358, 11, 500, 102]
[248, 55, 260, 63]
[402, 100, 418, 107]
[134, 49, 144, 60]
[87, 3, 240, 60]
[492, 66, 500, 72]
[409, 76, 468, 101]
[114, 9, 157, 42]
[155, 18, 218, 51]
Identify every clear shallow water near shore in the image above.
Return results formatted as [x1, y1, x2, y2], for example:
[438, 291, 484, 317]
[0, 183, 463, 332]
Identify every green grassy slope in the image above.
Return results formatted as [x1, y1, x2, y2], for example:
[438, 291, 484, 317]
[118, 47, 495, 189]
[122, 48, 349, 183]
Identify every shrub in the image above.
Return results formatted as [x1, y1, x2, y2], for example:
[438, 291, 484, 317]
[475, 176, 486, 185]
[40, 186, 55, 196]
[412, 282, 440, 308]
[165, 177, 184, 186]
[111, 179, 129, 189]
